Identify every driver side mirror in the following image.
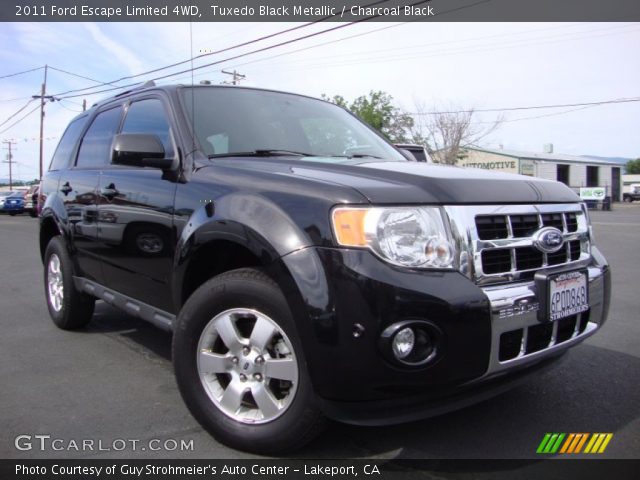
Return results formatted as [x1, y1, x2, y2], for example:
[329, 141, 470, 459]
[112, 133, 174, 169]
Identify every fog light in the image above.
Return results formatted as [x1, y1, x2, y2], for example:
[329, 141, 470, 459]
[380, 320, 442, 367]
[392, 327, 415, 359]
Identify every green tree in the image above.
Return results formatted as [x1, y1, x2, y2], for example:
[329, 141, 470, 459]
[626, 158, 640, 174]
[322, 91, 414, 143]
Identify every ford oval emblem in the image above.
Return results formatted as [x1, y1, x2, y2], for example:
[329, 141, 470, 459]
[533, 227, 565, 254]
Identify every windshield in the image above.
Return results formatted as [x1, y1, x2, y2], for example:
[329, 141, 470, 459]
[180, 87, 406, 162]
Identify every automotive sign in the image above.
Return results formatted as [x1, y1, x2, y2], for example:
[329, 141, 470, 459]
[579, 187, 606, 200]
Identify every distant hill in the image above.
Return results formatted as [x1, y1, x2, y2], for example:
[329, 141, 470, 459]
[0, 179, 36, 187]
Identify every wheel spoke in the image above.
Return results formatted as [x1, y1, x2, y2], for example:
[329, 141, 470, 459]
[197, 308, 300, 424]
[252, 383, 280, 418]
[219, 379, 246, 413]
[47, 254, 64, 312]
[250, 316, 276, 351]
[215, 313, 244, 353]
[264, 357, 297, 382]
[50, 256, 60, 274]
[198, 351, 228, 374]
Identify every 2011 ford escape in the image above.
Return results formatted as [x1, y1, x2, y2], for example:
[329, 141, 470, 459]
[39, 83, 610, 454]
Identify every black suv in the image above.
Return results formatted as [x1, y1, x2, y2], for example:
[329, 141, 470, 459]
[39, 83, 610, 454]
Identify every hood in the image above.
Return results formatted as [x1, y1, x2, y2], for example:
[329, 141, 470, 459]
[210, 158, 581, 205]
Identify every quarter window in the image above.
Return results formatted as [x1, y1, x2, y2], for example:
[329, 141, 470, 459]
[49, 116, 87, 171]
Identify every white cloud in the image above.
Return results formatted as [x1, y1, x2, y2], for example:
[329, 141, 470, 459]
[83, 23, 145, 75]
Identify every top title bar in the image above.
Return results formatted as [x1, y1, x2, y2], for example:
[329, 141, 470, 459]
[4, 0, 640, 22]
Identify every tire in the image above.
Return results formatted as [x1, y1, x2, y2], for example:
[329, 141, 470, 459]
[623, 196, 631, 203]
[173, 268, 325, 454]
[9, 211, 16, 216]
[30, 211, 38, 218]
[44, 236, 95, 330]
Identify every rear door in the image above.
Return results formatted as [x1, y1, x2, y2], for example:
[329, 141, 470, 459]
[61, 105, 123, 283]
[41, 115, 87, 221]
[96, 96, 178, 312]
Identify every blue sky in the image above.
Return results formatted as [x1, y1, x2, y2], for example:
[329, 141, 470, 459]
[0, 21, 638, 180]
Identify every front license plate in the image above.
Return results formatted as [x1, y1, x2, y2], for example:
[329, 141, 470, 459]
[548, 270, 589, 321]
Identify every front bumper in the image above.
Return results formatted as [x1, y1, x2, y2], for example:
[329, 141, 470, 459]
[476, 251, 609, 381]
[280, 245, 610, 425]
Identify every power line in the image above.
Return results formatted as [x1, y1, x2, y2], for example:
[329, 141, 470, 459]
[264, 22, 640, 72]
[0, 95, 34, 103]
[0, 104, 41, 135]
[250, 21, 631, 67]
[57, 0, 435, 101]
[0, 65, 44, 80]
[205, 23, 410, 79]
[0, 99, 36, 128]
[132, 22, 409, 86]
[50, 0, 423, 100]
[0, 65, 111, 102]
[48, 66, 118, 87]
[466, 104, 601, 125]
[499, 105, 599, 123]
[46, 4, 363, 99]
[410, 97, 640, 115]
[56, 100, 83, 113]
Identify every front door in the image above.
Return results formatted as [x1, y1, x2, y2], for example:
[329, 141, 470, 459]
[97, 97, 178, 312]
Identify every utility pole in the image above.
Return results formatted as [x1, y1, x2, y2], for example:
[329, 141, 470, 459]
[221, 69, 246, 85]
[31, 65, 54, 180]
[2, 140, 17, 190]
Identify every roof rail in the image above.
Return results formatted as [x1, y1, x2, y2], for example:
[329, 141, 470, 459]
[114, 80, 156, 98]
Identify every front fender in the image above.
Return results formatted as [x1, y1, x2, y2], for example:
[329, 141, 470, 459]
[172, 192, 317, 307]
[178, 191, 313, 256]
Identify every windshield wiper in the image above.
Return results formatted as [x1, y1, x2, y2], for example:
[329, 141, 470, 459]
[328, 154, 383, 159]
[208, 149, 314, 158]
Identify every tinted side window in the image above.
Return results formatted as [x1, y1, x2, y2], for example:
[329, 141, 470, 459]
[49, 116, 87, 171]
[76, 107, 122, 167]
[121, 99, 174, 157]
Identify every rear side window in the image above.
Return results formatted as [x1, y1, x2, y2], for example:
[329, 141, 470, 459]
[121, 99, 174, 157]
[76, 107, 122, 167]
[48, 116, 87, 171]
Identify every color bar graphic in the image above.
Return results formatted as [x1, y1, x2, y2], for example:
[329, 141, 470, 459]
[584, 433, 614, 454]
[536, 433, 565, 454]
[537, 433, 613, 454]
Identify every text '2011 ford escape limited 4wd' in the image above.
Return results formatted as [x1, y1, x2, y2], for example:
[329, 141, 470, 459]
[39, 82, 611, 454]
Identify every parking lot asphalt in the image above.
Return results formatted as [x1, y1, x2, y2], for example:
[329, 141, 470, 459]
[1, 205, 638, 460]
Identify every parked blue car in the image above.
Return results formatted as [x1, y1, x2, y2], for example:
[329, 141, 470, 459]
[0, 191, 25, 216]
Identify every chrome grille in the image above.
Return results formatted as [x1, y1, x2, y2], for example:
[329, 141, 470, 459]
[475, 210, 580, 240]
[498, 311, 590, 362]
[445, 204, 591, 286]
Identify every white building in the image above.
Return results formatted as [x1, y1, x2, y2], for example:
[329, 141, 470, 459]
[622, 174, 640, 194]
[461, 146, 623, 202]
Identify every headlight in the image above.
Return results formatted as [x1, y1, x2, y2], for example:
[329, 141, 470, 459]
[332, 206, 456, 268]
